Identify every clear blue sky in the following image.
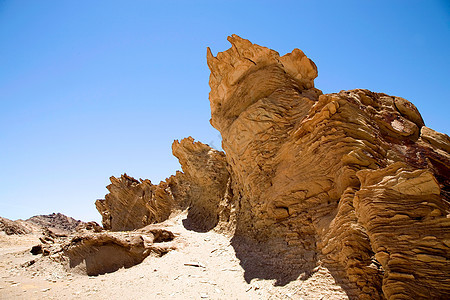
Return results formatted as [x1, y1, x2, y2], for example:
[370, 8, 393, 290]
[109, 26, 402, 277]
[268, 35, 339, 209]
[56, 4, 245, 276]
[1, 1, 449, 222]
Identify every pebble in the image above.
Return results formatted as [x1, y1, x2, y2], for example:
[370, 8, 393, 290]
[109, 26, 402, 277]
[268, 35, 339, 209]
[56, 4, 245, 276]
[41, 288, 50, 292]
[200, 293, 209, 298]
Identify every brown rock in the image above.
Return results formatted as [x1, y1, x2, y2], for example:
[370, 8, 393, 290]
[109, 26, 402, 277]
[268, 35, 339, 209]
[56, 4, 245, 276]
[0, 217, 32, 235]
[206, 35, 450, 299]
[172, 137, 231, 232]
[354, 162, 450, 299]
[93, 35, 450, 299]
[27, 213, 84, 235]
[95, 174, 174, 231]
[61, 226, 176, 276]
[96, 138, 231, 232]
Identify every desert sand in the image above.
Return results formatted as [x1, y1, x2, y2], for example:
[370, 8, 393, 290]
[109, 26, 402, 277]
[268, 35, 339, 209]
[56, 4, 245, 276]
[0, 212, 348, 300]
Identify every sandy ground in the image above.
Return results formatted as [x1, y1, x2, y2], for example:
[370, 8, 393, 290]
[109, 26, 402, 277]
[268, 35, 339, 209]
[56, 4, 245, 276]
[0, 214, 348, 299]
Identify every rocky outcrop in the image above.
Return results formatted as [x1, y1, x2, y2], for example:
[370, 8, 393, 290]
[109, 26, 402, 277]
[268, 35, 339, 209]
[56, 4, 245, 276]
[62, 225, 176, 276]
[206, 35, 450, 299]
[95, 174, 175, 231]
[27, 213, 84, 235]
[0, 217, 32, 235]
[1, 213, 84, 236]
[354, 162, 449, 299]
[96, 137, 231, 232]
[172, 137, 232, 232]
[94, 35, 449, 299]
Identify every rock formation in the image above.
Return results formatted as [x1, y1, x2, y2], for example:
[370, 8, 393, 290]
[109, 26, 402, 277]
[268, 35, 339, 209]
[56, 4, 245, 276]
[96, 137, 231, 232]
[206, 35, 449, 299]
[95, 174, 175, 231]
[0, 217, 33, 235]
[95, 35, 449, 299]
[1, 213, 85, 236]
[172, 137, 232, 231]
[27, 213, 84, 235]
[61, 225, 176, 276]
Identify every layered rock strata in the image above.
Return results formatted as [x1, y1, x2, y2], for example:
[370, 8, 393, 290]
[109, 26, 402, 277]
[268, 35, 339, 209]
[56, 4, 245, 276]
[62, 226, 176, 276]
[95, 174, 175, 231]
[206, 35, 449, 299]
[96, 137, 231, 232]
[95, 35, 449, 299]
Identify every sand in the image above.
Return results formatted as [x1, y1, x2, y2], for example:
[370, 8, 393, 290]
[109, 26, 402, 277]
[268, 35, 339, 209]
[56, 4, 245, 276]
[0, 213, 348, 299]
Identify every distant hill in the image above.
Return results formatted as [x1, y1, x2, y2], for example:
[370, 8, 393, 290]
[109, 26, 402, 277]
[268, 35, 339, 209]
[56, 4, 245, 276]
[26, 213, 84, 234]
[0, 213, 85, 235]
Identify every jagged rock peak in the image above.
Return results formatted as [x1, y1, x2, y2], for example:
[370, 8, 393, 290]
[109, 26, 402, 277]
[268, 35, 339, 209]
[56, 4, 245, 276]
[207, 34, 321, 132]
[207, 34, 318, 91]
[95, 174, 174, 231]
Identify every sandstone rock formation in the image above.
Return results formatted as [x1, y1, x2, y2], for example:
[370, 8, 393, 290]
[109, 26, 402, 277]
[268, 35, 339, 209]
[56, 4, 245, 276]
[95, 174, 175, 231]
[95, 35, 449, 299]
[172, 137, 232, 232]
[96, 137, 230, 232]
[61, 226, 176, 276]
[206, 35, 450, 299]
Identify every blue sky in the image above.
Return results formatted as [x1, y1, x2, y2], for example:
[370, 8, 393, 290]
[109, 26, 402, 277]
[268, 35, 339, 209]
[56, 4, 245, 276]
[1, 1, 449, 222]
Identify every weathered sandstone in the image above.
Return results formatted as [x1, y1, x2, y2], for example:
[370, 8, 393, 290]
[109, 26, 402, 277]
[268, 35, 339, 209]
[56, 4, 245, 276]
[96, 137, 230, 232]
[94, 35, 449, 299]
[206, 35, 449, 299]
[61, 226, 176, 276]
[172, 137, 231, 231]
[95, 174, 175, 231]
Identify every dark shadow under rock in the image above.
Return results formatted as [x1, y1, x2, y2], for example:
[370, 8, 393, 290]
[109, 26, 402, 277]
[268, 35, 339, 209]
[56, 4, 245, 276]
[62, 229, 176, 276]
[231, 235, 317, 286]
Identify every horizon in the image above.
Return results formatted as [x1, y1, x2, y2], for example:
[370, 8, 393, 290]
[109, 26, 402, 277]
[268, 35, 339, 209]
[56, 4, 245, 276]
[1, 1, 449, 222]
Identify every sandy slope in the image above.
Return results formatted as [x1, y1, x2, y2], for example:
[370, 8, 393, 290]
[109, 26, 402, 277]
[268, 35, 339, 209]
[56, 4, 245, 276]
[0, 213, 348, 299]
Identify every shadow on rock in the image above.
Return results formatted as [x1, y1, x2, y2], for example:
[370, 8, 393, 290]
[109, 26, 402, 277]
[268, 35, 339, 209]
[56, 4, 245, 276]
[182, 209, 218, 233]
[231, 235, 317, 286]
[63, 229, 176, 276]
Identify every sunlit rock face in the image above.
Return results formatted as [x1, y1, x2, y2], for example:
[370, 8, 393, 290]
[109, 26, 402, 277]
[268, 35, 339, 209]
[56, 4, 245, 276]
[95, 35, 449, 299]
[207, 35, 450, 299]
[96, 137, 231, 232]
[95, 173, 175, 231]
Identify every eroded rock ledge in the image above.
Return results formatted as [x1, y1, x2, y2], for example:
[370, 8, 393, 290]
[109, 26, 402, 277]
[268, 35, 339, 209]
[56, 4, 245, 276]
[96, 35, 449, 299]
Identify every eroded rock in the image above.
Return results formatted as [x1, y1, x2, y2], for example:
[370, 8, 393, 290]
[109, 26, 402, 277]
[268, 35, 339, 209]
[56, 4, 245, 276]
[206, 36, 450, 299]
[95, 174, 175, 231]
[94, 35, 449, 299]
[96, 137, 231, 232]
[61, 227, 176, 276]
[172, 137, 231, 232]
[0, 217, 32, 235]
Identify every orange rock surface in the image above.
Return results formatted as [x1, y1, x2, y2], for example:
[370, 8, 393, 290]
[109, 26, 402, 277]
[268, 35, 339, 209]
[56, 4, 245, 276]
[96, 35, 449, 299]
